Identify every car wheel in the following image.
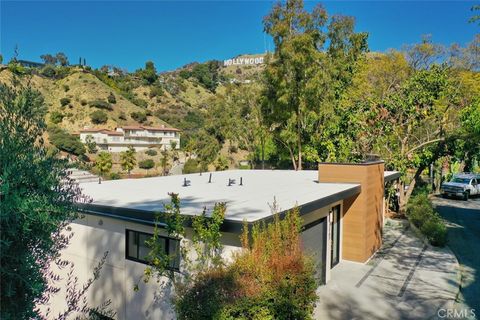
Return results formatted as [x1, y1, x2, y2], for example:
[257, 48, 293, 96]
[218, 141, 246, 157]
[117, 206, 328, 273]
[463, 191, 469, 201]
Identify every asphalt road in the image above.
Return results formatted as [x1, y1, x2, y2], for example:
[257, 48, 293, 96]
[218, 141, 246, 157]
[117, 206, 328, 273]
[433, 196, 480, 317]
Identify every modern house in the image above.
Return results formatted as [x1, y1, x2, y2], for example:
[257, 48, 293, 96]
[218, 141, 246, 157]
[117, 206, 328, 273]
[49, 162, 399, 319]
[79, 125, 181, 152]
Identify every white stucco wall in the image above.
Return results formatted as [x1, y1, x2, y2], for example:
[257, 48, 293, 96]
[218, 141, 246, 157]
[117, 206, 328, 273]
[44, 200, 343, 319]
[44, 214, 241, 319]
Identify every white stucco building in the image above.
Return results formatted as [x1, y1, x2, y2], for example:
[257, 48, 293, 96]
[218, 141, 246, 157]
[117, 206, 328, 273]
[79, 125, 180, 152]
[48, 164, 399, 319]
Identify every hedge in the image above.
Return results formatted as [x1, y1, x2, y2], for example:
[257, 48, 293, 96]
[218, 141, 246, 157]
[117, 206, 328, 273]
[406, 193, 447, 247]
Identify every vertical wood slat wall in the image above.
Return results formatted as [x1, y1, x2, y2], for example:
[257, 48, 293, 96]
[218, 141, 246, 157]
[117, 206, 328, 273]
[318, 162, 385, 263]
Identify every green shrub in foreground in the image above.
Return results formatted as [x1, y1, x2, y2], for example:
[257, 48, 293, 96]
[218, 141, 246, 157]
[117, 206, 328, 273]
[174, 208, 318, 320]
[406, 193, 448, 247]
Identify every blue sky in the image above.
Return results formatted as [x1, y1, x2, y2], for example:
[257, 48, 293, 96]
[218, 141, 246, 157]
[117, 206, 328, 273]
[1, 1, 478, 72]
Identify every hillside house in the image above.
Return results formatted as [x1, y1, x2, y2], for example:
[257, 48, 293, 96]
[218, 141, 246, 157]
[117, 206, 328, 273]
[47, 162, 399, 319]
[79, 125, 180, 152]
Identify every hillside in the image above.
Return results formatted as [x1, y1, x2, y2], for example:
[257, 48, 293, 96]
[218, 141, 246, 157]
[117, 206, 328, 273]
[0, 53, 266, 136]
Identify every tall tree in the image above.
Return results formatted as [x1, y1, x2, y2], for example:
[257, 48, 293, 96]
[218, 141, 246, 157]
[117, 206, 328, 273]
[372, 65, 458, 209]
[262, 0, 367, 170]
[159, 149, 170, 176]
[142, 61, 158, 84]
[0, 83, 81, 318]
[120, 146, 136, 175]
[55, 52, 69, 66]
[40, 54, 57, 65]
[404, 35, 444, 70]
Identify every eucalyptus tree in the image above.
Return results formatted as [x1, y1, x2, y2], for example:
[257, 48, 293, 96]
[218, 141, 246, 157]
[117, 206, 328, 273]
[262, 0, 367, 169]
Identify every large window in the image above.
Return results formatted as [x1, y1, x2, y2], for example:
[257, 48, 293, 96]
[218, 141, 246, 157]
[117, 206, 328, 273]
[126, 229, 180, 270]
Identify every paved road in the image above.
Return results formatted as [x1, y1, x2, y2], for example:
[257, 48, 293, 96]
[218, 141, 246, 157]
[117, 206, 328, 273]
[434, 196, 480, 318]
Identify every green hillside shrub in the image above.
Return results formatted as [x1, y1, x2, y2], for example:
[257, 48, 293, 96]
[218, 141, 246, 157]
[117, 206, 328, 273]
[183, 158, 201, 174]
[139, 159, 155, 170]
[131, 111, 147, 123]
[60, 97, 71, 107]
[145, 149, 157, 156]
[48, 126, 85, 156]
[149, 86, 164, 98]
[406, 193, 448, 247]
[89, 100, 113, 110]
[107, 92, 116, 104]
[40, 65, 56, 78]
[49, 111, 64, 124]
[90, 110, 108, 124]
[132, 97, 148, 108]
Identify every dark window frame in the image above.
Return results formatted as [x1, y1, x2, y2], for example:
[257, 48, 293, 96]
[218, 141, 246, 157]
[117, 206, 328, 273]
[330, 205, 341, 268]
[125, 229, 180, 271]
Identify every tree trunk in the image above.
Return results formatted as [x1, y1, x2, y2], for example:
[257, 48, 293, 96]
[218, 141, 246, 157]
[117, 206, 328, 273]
[288, 147, 297, 171]
[401, 164, 426, 211]
[261, 136, 265, 170]
[398, 180, 405, 211]
[297, 127, 302, 171]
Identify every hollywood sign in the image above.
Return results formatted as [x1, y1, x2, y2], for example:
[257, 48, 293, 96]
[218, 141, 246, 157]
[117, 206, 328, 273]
[223, 56, 264, 67]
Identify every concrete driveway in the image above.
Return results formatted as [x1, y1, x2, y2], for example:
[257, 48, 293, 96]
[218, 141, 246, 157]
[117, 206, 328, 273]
[434, 196, 480, 319]
[315, 219, 460, 320]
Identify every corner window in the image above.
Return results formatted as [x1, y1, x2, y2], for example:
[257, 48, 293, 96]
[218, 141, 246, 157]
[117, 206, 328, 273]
[126, 229, 180, 270]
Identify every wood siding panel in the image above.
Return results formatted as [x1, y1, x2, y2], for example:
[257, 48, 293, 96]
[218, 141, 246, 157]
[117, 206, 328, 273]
[318, 162, 384, 262]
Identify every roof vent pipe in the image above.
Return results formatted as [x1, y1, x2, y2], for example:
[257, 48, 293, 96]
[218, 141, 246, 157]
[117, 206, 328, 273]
[208, 173, 212, 183]
[240, 177, 243, 186]
[183, 178, 191, 187]
[228, 178, 236, 186]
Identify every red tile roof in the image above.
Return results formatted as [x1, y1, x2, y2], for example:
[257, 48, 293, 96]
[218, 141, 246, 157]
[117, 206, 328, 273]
[122, 125, 180, 132]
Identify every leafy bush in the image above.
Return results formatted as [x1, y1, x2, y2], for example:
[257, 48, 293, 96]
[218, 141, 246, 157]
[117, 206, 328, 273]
[145, 149, 157, 156]
[215, 156, 229, 171]
[118, 111, 127, 120]
[89, 100, 113, 110]
[174, 208, 318, 320]
[138, 159, 155, 170]
[109, 172, 121, 180]
[80, 99, 88, 106]
[183, 158, 201, 174]
[62, 84, 70, 92]
[149, 86, 164, 98]
[49, 111, 64, 124]
[132, 97, 148, 108]
[107, 92, 116, 104]
[40, 65, 56, 78]
[48, 126, 85, 156]
[60, 97, 71, 107]
[131, 111, 147, 123]
[406, 193, 448, 247]
[90, 110, 108, 124]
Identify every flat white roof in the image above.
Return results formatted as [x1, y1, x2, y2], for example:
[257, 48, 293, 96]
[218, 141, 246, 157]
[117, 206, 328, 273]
[79, 170, 360, 223]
